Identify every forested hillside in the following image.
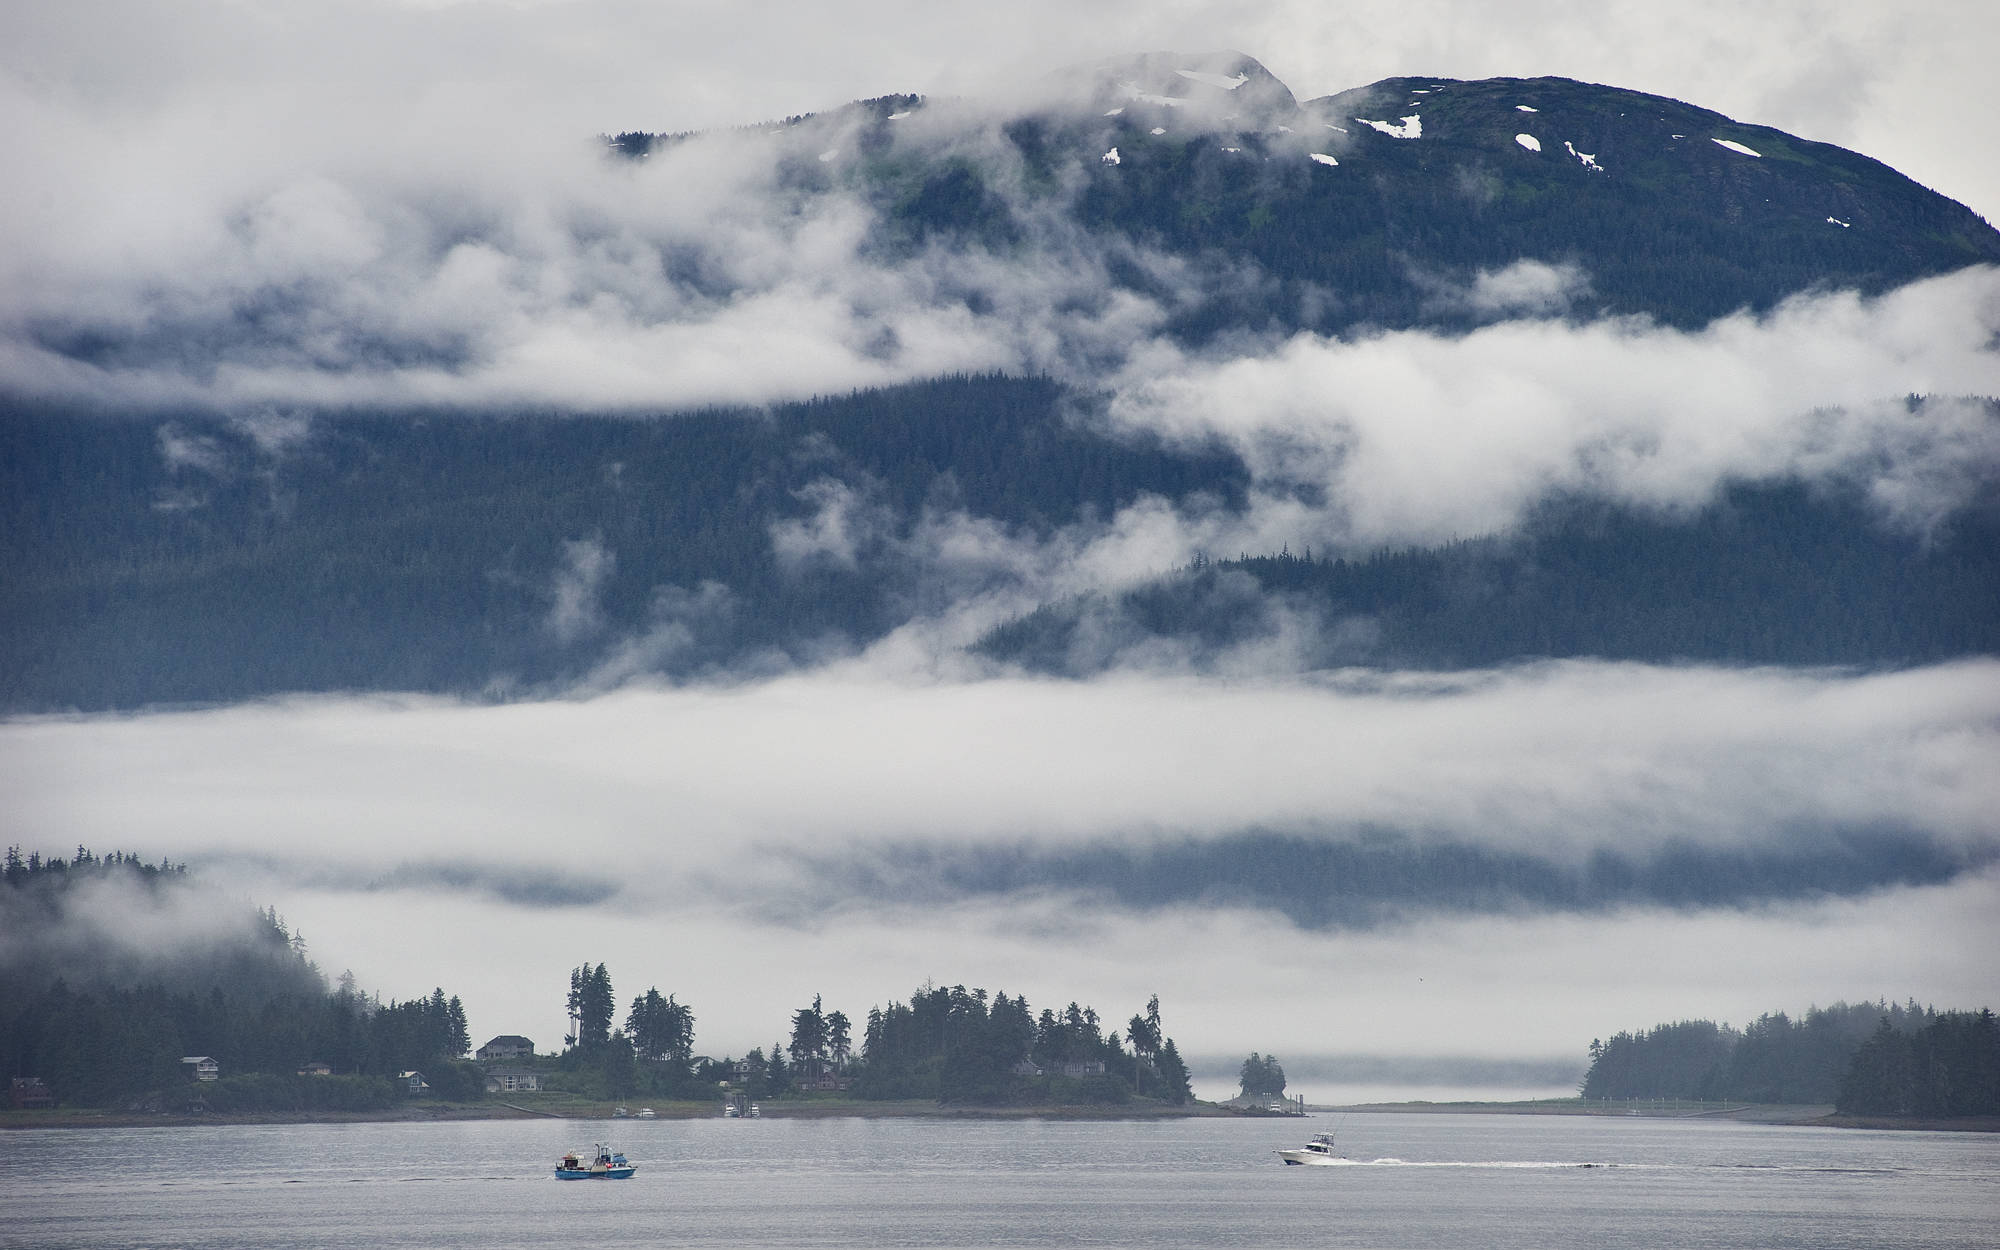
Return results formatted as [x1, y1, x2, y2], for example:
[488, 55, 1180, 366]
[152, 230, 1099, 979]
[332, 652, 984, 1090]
[0, 377, 1243, 708]
[2, 850, 1195, 1112]
[1, 848, 482, 1109]
[980, 479, 2000, 673]
[1580, 1000, 2000, 1116]
[8, 385, 1996, 707]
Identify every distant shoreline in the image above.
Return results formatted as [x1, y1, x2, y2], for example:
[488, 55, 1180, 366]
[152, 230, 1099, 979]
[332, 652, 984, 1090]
[0, 1098, 1234, 1131]
[7, 1098, 1994, 1132]
[1318, 1100, 2000, 1132]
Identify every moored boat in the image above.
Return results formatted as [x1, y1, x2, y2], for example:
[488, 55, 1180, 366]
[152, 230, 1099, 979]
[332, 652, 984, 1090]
[556, 1144, 636, 1179]
[1277, 1132, 1342, 1165]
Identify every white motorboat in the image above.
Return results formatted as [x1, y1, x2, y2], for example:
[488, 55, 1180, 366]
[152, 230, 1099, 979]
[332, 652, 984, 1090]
[1278, 1132, 1342, 1165]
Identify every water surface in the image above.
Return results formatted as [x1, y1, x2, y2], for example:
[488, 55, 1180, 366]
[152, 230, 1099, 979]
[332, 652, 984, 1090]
[3, 1113, 1993, 1248]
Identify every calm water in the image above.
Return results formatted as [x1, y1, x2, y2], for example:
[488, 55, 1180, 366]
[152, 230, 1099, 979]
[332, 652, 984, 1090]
[3, 1113, 1995, 1249]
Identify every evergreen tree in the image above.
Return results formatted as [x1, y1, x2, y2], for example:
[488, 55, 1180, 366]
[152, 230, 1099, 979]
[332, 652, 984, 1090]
[789, 995, 829, 1078]
[826, 1010, 853, 1069]
[626, 988, 695, 1067]
[445, 995, 470, 1059]
[1156, 1039, 1194, 1106]
[1239, 1052, 1287, 1097]
[567, 963, 615, 1052]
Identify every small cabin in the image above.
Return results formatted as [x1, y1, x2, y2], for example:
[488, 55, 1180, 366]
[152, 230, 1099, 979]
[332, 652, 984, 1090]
[9, 1077, 56, 1109]
[181, 1056, 220, 1081]
[297, 1061, 333, 1077]
[398, 1070, 429, 1095]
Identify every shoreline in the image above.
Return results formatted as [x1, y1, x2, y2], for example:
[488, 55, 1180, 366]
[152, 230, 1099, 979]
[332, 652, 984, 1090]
[0, 1098, 1237, 1131]
[1317, 1100, 2000, 1132]
[7, 1096, 1994, 1133]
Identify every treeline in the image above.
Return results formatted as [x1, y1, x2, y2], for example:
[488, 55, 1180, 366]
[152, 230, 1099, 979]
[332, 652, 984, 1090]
[849, 985, 1192, 1106]
[4, 846, 185, 886]
[1581, 1000, 2000, 1115]
[1838, 1012, 2000, 1117]
[982, 478, 2000, 673]
[545, 962, 709, 1101]
[546, 964, 1194, 1109]
[2, 848, 483, 1110]
[4, 858, 1198, 1113]
[1239, 1052, 1287, 1097]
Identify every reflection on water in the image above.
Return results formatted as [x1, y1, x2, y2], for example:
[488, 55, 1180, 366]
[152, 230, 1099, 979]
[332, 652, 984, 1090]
[3, 1113, 1994, 1250]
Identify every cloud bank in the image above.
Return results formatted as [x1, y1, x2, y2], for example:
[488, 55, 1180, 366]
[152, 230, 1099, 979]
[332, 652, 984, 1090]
[4, 659, 1997, 1060]
[1107, 270, 2000, 548]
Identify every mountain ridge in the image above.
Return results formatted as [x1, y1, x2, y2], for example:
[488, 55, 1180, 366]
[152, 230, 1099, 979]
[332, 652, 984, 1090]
[609, 57, 2000, 337]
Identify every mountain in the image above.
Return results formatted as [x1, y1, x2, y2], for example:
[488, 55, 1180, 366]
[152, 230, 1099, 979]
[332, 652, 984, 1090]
[734, 55, 2000, 334]
[4, 56, 1998, 710]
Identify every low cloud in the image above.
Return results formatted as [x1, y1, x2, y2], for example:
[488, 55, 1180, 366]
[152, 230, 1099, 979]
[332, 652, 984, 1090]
[4, 661, 1994, 1060]
[763, 825, 1988, 931]
[6, 659, 1996, 893]
[1460, 260, 1590, 319]
[0, 870, 284, 990]
[547, 538, 614, 645]
[1107, 269, 2000, 549]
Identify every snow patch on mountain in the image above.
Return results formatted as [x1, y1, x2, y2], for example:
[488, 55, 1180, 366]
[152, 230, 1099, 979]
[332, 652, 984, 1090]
[1565, 141, 1602, 172]
[1310, 153, 1339, 166]
[1102, 148, 1120, 165]
[1357, 115, 1422, 139]
[1713, 138, 1762, 157]
[1118, 83, 1187, 109]
[1828, 217, 1851, 227]
[1516, 134, 1542, 153]
[1175, 68, 1249, 90]
[1516, 105, 1538, 112]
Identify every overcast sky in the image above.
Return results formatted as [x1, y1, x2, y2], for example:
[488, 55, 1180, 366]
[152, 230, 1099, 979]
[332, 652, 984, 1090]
[4, 0, 1998, 1101]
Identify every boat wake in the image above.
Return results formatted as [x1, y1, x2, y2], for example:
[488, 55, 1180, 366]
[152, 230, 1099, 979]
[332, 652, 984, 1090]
[1304, 1158, 1617, 1170]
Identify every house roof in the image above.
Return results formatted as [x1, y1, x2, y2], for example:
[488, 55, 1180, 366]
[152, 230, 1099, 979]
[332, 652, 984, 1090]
[481, 1035, 533, 1047]
[181, 1056, 215, 1064]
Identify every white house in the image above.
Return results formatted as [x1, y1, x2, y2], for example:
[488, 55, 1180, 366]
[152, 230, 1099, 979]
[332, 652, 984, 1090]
[483, 1067, 541, 1093]
[181, 1056, 220, 1081]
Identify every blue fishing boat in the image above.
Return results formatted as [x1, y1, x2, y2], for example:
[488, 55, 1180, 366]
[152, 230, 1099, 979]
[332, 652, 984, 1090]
[556, 1144, 636, 1179]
